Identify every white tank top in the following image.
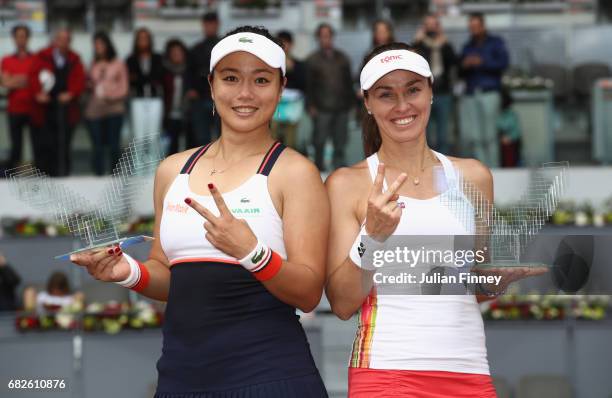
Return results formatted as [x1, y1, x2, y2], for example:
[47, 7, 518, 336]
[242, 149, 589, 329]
[349, 151, 490, 375]
[160, 142, 287, 266]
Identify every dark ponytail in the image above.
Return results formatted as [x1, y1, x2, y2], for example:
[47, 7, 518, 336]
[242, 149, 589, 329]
[360, 42, 423, 156]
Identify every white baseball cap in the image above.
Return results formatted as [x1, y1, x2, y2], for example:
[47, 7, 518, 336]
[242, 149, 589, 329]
[360, 49, 434, 91]
[210, 32, 286, 76]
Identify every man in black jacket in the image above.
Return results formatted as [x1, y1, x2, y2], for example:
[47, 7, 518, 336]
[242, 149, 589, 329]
[185, 12, 220, 147]
[306, 23, 354, 171]
[412, 14, 457, 154]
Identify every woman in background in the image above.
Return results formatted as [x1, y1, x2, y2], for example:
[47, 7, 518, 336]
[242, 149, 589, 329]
[161, 39, 189, 155]
[126, 28, 163, 98]
[23, 271, 83, 314]
[85, 31, 128, 175]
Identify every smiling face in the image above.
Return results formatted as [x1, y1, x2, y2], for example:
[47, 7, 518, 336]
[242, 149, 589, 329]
[364, 69, 432, 145]
[209, 51, 284, 134]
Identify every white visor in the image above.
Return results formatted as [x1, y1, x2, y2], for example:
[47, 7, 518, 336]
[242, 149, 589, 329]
[360, 49, 433, 91]
[210, 32, 286, 76]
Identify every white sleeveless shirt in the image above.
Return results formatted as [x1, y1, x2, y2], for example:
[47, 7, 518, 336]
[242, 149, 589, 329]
[159, 142, 287, 266]
[349, 151, 490, 375]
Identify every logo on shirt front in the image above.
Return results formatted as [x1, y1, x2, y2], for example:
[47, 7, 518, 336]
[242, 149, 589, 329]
[231, 207, 261, 216]
[166, 203, 189, 214]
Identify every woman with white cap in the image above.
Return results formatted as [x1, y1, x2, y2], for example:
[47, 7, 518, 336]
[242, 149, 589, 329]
[70, 26, 329, 397]
[325, 42, 499, 397]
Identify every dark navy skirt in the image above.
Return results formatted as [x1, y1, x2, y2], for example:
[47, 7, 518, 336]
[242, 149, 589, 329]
[154, 261, 328, 398]
[154, 372, 328, 398]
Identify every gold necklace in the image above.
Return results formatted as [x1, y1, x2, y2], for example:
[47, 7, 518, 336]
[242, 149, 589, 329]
[209, 142, 266, 176]
[381, 148, 433, 186]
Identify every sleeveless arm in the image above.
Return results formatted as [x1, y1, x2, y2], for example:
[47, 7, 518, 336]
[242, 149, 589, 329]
[324, 168, 374, 320]
[260, 155, 329, 313]
[131, 156, 182, 301]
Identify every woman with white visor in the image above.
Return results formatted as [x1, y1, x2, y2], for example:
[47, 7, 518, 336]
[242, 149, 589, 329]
[325, 42, 500, 397]
[71, 26, 329, 397]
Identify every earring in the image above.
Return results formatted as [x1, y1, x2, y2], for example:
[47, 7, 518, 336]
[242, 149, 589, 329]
[212, 103, 216, 116]
[430, 97, 434, 104]
[367, 109, 372, 115]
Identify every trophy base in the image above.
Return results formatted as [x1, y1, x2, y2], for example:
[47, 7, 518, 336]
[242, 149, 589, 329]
[55, 235, 154, 261]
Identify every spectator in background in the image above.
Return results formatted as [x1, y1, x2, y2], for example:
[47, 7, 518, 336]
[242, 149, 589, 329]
[185, 12, 220, 147]
[413, 13, 457, 154]
[371, 19, 395, 48]
[126, 28, 164, 98]
[306, 23, 354, 171]
[126, 28, 164, 141]
[85, 31, 129, 176]
[0, 252, 21, 312]
[23, 271, 83, 314]
[271, 30, 306, 150]
[356, 20, 396, 124]
[459, 12, 509, 168]
[0, 25, 34, 171]
[29, 28, 86, 177]
[162, 39, 189, 155]
[497, 90, 522, 167]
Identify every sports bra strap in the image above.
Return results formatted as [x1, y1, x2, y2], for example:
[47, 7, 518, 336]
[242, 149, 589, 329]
[432, 151, 458, 189]
[257, 141, 286, 176]
[180, 143, 212, 174]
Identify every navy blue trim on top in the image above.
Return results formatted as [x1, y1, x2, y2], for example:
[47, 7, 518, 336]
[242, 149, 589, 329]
[180, 143, 212, 174]
[257, 141, 286, 176]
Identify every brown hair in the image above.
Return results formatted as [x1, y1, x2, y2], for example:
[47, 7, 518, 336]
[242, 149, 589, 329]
[361, 42, 425, 156]
[46, 271, 70, 295]
[371, 20, 395, 47]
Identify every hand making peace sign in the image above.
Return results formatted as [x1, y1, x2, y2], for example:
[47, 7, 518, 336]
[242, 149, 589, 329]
[184, 183, 258, 260]
[365, 163, 408, 242]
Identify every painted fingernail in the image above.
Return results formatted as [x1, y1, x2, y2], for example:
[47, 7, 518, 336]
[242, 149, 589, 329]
[114, 247, 121, 253]
[184, 198, 191, 204]
[117, 250, 123, 256]
[208, 183, 214, 189]
[107, 249, 114, 255]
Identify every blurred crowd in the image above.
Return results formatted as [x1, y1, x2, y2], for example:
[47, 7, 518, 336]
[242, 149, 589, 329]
[0, 11, 519, 176]
[1, 249, 82, 315]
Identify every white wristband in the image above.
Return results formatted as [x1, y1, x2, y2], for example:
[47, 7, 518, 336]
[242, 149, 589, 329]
[238, 239, 272, 272]
[115, 253, 141, 288]
[349, 224, 386, 271]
